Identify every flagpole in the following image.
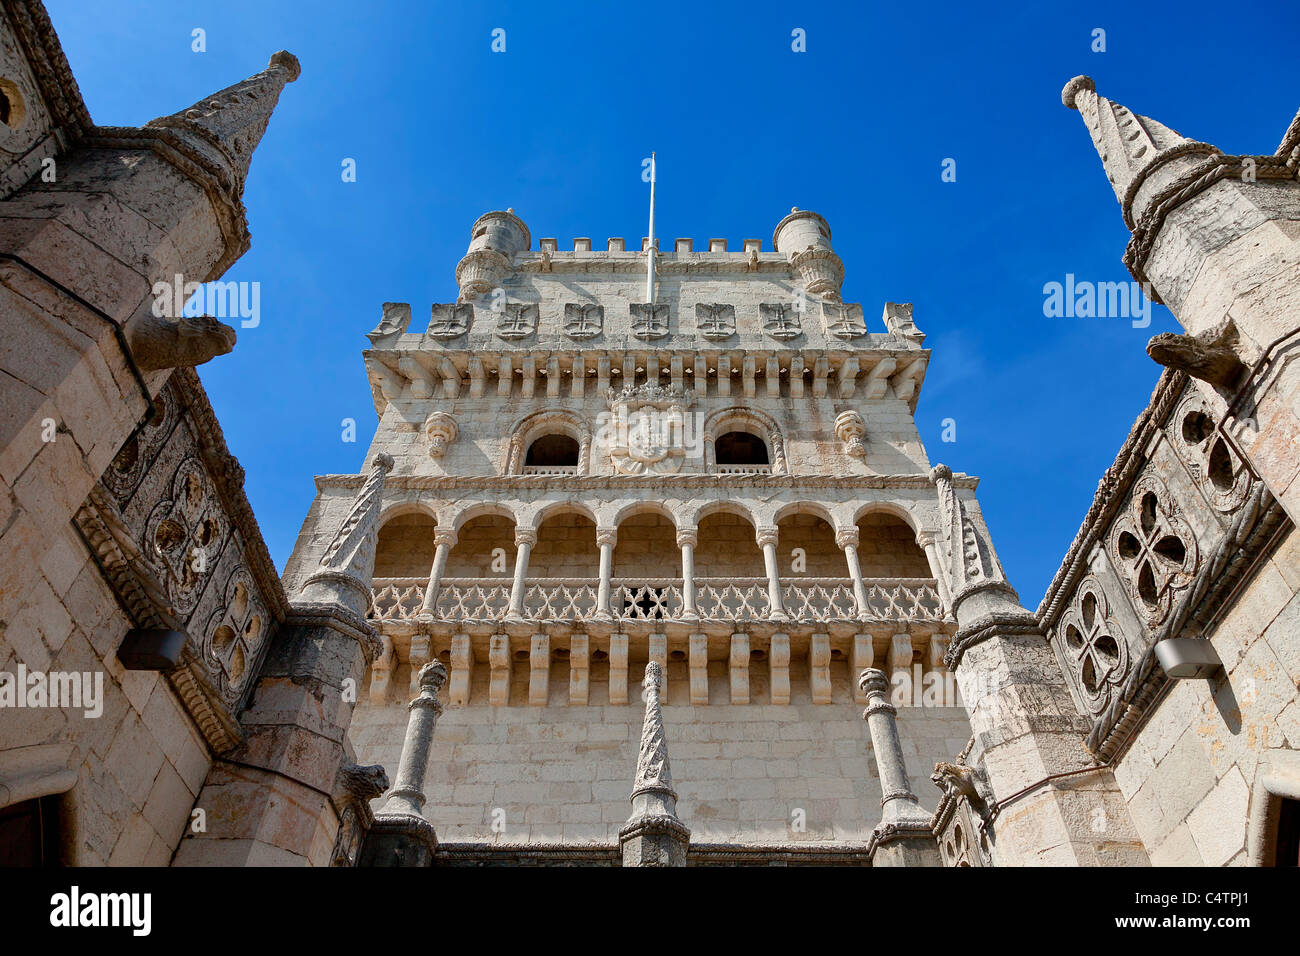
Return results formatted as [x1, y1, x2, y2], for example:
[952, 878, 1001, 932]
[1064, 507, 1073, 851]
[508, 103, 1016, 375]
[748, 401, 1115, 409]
[646, 152, 656, 304]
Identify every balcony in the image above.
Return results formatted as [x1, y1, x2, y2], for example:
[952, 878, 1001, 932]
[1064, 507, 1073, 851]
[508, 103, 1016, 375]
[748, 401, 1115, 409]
[371, 576, 943, 624]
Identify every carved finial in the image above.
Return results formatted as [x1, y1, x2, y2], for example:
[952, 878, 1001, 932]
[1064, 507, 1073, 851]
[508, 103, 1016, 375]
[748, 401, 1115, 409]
[147, 51, 303, 201]
[269, 50, 301, 82]
[1060, 74, 1094, 109]
[1061, 74, 1219, 222]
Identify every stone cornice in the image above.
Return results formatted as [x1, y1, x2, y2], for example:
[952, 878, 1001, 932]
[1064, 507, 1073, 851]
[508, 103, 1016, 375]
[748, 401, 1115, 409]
[1035, 369, 1186, 627]
[284, 601, 382, 663]
[314, 471, 981, 494]
[3, 0, 94, 141]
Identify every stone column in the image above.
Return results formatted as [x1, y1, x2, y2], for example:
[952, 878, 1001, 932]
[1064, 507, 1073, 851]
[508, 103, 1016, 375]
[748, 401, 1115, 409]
[755, 525, 788, 621]
[362, 661, 447, 867]
[418, 528, 457, 614]
[859, 668, 941, 867]
[837, 527, 872, 618]
[915, 530, 953, 614]
[595, 527, 617, 620]
[678, 526, 699, 620]
[506, 527, 537, 619]
[175, 452, 389, 866]
[620, 662, 690, 866]
[929, 464, 1149, 866]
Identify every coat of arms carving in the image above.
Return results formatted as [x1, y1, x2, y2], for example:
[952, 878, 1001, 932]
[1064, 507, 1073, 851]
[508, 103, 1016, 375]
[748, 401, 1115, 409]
[823, 301, 867, 339]
[695, 303, 735, 339]
[630, 303, 670, 339]
[760, 302, 802, 340]
[426, 303, 471, 339]
[497, 303, 539, 339]
[564, 303, 604, 338]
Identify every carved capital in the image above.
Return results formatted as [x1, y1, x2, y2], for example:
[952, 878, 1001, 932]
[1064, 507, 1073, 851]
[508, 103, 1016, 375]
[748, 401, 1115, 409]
[755, 526, 779, 549]
[596, 527, 618, 549]
[433, 528, 458, 550]
[676, 527, 699, 549]
[835, 527, 860, 550]
[514, 528, 538, 548]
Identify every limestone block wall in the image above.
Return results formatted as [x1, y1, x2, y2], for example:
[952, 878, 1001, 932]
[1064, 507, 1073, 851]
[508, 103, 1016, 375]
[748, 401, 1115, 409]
[0, 522, 211, 865]
[1111, 526, 1300, 866]
[366, 390, 928, 481]
[349, 657, 970, 844]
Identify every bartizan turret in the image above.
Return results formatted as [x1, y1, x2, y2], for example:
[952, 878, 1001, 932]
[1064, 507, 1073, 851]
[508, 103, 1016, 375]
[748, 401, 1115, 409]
[455, 208, 531, 302]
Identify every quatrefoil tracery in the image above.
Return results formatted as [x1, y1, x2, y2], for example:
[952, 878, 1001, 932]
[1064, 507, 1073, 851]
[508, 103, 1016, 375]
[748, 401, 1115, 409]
[1110, 475, 1196, 627]
[1058, 577, 1128, 714]
[1173, 396, 1251, 513]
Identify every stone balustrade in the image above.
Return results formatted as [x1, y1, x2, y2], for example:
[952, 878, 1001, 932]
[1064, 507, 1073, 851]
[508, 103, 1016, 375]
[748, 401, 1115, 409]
[371, 576, 943, 624]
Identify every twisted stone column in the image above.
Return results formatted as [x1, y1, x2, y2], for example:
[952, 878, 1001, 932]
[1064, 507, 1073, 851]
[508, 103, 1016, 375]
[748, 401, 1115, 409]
[859, 668, 940, 866]
[620, 661, 690, 866]
[363, 660, 447, 866]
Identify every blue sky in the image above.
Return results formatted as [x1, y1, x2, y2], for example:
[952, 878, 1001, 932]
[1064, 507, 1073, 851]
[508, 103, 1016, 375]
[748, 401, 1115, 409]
[46, 0, 1300, 604]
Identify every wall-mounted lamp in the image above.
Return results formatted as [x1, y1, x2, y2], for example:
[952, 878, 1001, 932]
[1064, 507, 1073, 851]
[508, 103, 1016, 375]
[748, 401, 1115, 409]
[1154, 637, 1222, 680]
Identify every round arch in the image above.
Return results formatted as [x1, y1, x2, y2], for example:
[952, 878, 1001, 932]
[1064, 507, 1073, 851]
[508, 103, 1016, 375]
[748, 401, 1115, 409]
[506, 408, 592, 475]
[702, 406, 787, 474]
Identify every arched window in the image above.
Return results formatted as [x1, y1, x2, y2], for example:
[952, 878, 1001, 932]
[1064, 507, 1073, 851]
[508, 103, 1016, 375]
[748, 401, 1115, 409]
[715, 431, 769, 466]
[525, 434, 579, 471]
[703, 406, 786, 475]
[506, 410, 591, 475]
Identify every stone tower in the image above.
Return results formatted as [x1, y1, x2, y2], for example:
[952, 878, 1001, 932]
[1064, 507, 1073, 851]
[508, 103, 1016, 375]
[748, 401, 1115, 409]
[284, 205, 1004, 857]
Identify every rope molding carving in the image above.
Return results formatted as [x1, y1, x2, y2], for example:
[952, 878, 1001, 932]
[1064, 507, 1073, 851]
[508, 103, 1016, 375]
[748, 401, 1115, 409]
[1123, 154, 1297, 297]
[944, 610, 1042, 671]
[1085, 477, 1277, 759]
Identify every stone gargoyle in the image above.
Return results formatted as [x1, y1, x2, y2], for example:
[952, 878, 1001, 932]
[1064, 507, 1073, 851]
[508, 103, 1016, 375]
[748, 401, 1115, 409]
[128, 313, 237, 371]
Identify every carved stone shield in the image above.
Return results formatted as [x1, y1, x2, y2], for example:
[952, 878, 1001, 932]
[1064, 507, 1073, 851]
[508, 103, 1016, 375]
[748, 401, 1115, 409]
[564, 303, 603, 338]
[427, 303, 471, 339]
[760, 302, 802, 340]
[696, 303, 735, 339]
[497, 303, 539, 339]
[630, 303, 670, 339]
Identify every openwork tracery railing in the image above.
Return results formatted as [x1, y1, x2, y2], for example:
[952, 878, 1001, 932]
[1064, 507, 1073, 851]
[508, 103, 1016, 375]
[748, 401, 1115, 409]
[371, 576, 943, 624]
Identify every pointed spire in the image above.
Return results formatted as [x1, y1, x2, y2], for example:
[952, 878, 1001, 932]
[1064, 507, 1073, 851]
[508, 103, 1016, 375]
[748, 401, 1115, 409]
[297, 452, 393, 616]
[631, 660, 676, 805]
[620, 660, 690, 866]
[1062, 75, 1219, 227]
[147, 51, 301, 202]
